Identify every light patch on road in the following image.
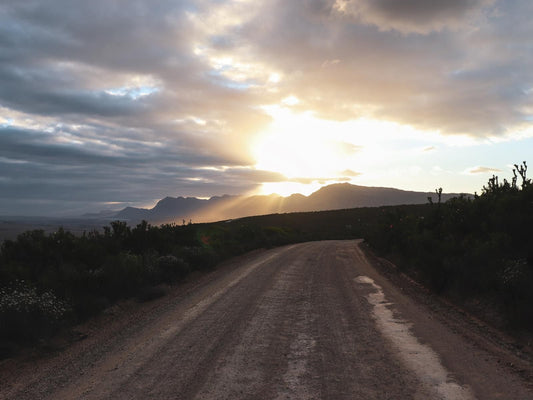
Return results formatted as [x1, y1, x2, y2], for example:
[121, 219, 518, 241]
[354, 275, 476, 400]
[275, 331, 317, 400]
[53, 246, 295, 400]
[158, 247, 295, 340]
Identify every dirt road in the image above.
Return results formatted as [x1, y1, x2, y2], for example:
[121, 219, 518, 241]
[1, 240, 532, 399]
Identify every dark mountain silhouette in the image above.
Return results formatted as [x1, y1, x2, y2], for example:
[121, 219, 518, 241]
[306, 183, 447, 209]
[111, 183, 465, 224]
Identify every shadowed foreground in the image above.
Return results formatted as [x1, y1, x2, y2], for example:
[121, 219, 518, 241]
[1, 240, 531, 399]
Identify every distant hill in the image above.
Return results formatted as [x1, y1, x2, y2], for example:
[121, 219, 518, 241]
[109, 183, 466, 224]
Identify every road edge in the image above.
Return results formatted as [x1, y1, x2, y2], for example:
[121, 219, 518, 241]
[358, 240, 533, 386]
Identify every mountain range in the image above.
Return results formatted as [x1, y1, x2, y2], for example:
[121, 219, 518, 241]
[92, 183, 465, 224]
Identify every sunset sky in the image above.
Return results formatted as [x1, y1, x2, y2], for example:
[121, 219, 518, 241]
[1, 0, 533, 216]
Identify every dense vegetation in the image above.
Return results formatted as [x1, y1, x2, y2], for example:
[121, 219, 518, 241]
[0, 219, 300, 353]
[1, 162, 532, 355]
[366, 162, 533, 328]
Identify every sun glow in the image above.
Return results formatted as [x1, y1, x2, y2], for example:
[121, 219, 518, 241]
[253, 107, 355, 176]
[252, 105, 448, 196]
[252, 106, 361, 195]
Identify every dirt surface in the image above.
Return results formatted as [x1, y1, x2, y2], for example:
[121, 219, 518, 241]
[1, 240, 532, 399]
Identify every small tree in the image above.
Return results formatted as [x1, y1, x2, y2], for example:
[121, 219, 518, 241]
[435, 187, 443, 204]
[483, 175, 499, 194]
[514, 161, 529, 189]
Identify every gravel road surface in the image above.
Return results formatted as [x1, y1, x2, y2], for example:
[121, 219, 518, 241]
[1, 240, 532, 399]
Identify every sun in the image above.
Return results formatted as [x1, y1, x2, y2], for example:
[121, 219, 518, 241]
[253, 111, 338, 178]
[251, 103, 448, 197]
[251, 105, 361, 196]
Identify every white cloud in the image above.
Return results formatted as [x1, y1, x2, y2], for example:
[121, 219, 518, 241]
[465, 166, 502, 174]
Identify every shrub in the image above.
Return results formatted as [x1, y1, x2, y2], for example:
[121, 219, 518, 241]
[157, 255, 190, 282]
[99, 252, 145, 300]
[178, 246, 218, 271]
[0, 280, 68, 342]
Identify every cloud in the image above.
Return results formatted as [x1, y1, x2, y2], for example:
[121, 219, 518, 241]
[1, 0, 533, 215]
[340, 169, 362, 177]
[334, 0, 495, 34]
[335, 142, 362, 155]
[289, 177, 319, 184]
[466, 166, 502, 174]
[211, 168, 288, 184]
[0, 126, 263, 215]
[237, 0, 533, 137]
